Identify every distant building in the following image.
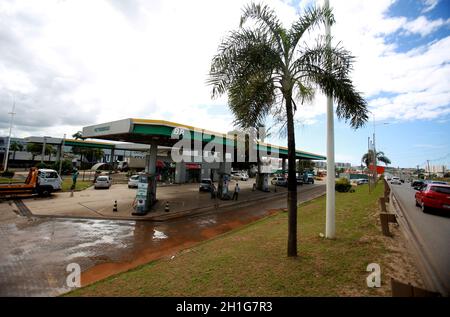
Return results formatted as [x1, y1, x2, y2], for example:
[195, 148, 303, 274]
[314, 161, 351, 169]
[425, 164, 447, 177]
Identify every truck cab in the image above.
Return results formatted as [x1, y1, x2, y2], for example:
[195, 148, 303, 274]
[36, 169, 63, 195]
[0, 168, 62, 198]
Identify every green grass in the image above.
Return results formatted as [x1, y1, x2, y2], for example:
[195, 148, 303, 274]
[61, 178, 92, 191]
[0, 177, 23, 184]
[69, 184, 387, 297]
[0, 176, 92, 190]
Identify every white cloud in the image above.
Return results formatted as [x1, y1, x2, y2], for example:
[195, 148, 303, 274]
[291, 0, 450, 127]
[402, 16, 450, 37]
[421, 0, 439, 13]
[0, 0, 449, 141]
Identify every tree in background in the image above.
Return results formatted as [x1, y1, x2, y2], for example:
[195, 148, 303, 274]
[72, 146, 104, 169]
[72, 131, 83, 140]
[297, 159, 315, 174]
[9, 141, 23, 161]
[26, 143, 42, 162]
[361, 150, 391, 168]
[45, 144, 56, 161]
[208, 3, 368, 257]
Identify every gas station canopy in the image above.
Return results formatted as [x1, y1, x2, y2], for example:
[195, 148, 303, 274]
[82, 118, 326, 161]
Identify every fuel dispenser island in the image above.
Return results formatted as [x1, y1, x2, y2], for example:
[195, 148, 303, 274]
[132, 173, 156, 215]
[262, 173, 269, 192]
[217, 172, 231, 200]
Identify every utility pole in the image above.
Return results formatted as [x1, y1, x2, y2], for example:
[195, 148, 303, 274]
[372, 114, 377, 186]
[324, 0, 335, 239]
[427, 160, 431, 178]
[368, 136, 371, 193]
[3, 98, 16, 172]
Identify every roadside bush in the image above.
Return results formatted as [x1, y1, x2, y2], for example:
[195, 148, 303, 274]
[335, 178, 352, 193]
[1, 170, 15, 178]
[51, 160, 73, 175]
[35, 162, 47, 169]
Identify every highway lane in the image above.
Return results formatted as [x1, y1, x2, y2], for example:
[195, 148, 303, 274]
[390, 183, 450, 294]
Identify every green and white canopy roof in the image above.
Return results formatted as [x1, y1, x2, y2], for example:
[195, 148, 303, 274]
[82, 118, 326, 160]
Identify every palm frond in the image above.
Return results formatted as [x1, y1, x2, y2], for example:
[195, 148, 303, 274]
[240, 2, 285, 54]
[289, 6, 334, 53]
[292, 40, 368, 128]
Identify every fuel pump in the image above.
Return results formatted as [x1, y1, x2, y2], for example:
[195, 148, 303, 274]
[132, 173, 156, 215]
[262, 173, 269, 192]
[217, 172, 231, 200]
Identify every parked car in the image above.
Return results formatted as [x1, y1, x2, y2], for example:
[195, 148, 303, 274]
[415, 184, 450, 212]
[411, 180, 425, 189]
[356, 179, 369, 185]
[199, 178, 213, 192]
[303, 173, 315, 184]
[390, 177, 401, 185]
[271, 177, 287, 186]
[429, 181, 449, 185]
[128, 175, 140, 188]
[94, 175, 112, 189]
[232, 172, 248, 181]
[296, 175, 304, 185]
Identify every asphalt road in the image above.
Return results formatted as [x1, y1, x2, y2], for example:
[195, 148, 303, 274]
[0, 184, 325, 296]
[390, 183, 450, 294]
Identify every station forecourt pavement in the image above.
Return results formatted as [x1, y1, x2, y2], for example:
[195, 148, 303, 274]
[22, 179, 325, 221]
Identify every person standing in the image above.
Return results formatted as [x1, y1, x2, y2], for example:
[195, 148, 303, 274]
[232, 182, 240, 201]
[211, 183, 219, 209]
[71, 168, 79, 190]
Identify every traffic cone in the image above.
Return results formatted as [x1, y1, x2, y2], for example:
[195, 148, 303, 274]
[164, 201, 170, 212]
[113, 200, 118, 212]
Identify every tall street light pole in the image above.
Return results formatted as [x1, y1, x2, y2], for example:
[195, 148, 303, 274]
[3, 97, 16, 172]
[325, 0, 335, 239]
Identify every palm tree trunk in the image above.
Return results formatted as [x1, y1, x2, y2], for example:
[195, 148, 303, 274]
[286, 94, 298, 257]
[256, 149, 263, 190]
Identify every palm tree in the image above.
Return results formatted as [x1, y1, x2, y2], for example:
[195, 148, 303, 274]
[208, 3, 368, 257]
[45, 144, 56, 161]
[9, 141, 23, 161]
[362, 150, 391, 167]
[72, 131, 83, 140]
[26, 143, 42, 162]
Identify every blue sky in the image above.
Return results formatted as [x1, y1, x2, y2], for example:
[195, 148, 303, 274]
[265, 0, 450, 168]
[0, 0, 449, 169]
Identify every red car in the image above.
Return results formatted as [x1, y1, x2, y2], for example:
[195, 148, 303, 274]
[415, 184, 450, 212]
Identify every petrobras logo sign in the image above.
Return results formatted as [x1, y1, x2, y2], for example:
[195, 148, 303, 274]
[82, 119, 131, 138]
[94, 126, 110, 132]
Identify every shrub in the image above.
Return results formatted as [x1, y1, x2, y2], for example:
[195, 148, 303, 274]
[1, 170, 15, 178]
[35, 162, 47, 169]
[335, 177, 352, 193]
[51, 160, 73, 175]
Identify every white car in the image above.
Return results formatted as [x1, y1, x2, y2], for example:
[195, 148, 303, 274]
[356, 179, 369, 185]
[390, 177, 402, 185]
[231, 172, 248, 181]
[94, 175, 112, 189]
[271, 177, 287, 186]
[128, 175, 140, 188]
